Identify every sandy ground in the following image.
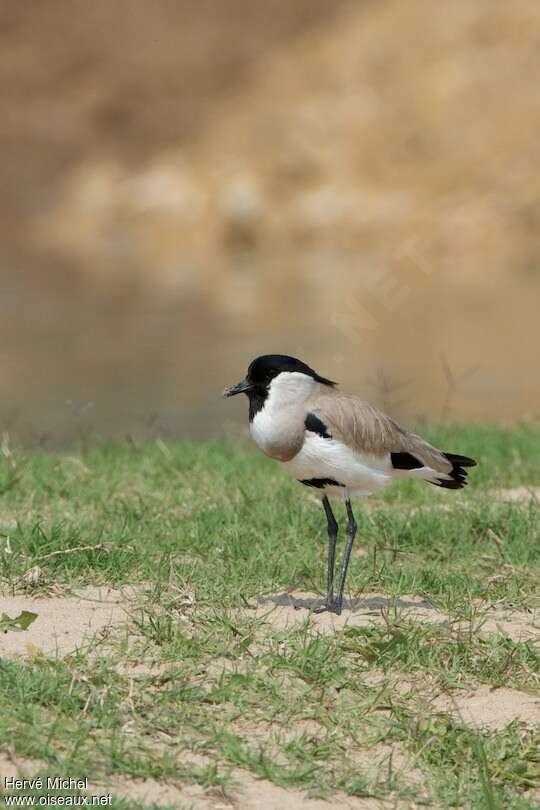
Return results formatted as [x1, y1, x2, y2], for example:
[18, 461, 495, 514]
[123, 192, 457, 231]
[0, 586, 128, 658]
[491, 487, 540, 504]
[250, 591, 540, 642]
[0, 752, 387, 809]
[434, 686, 540, 731]
[104, 771, 388, 810]
[1, 584, 538, 806]
[252, 591, 447, 632]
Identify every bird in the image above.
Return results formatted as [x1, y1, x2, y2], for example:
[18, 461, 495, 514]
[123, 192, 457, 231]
[223, 354, 477, 615]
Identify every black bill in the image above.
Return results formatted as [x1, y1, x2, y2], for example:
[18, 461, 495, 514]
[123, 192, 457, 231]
[222, 379, 253, 397]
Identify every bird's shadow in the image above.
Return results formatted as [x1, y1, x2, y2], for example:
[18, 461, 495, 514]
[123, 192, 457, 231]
[255, 592, 432, 613]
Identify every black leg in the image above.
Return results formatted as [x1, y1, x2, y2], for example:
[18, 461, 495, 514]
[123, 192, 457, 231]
[317, 495, 338, 612]
[334, 497, 357, 615]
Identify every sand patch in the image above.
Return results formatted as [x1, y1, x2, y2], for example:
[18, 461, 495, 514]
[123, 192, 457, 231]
[114, 659, 172, 678]
[227, 717, 326, 769]
[0, 586, 130, 659]
[103, 770, 388, 809]
[491, 487, 540, 505]
[0, 751, 39, 782]
[0, 752, 388, 809]
[360, 669, 433, 699]
[347, 742, 425, 793]
[250, 592, 450, 632]
[365, 673, 540, 733]
[199, 655, 254, 681]
[471, 610, 539, 642]
[249, 592, 540, 643]
[227, 714, 424, 795]
[434, 686, 540, 730]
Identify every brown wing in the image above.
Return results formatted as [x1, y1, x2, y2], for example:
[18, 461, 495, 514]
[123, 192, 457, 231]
[307, 394, 453, 474]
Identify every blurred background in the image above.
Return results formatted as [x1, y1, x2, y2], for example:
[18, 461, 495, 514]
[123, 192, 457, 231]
[1, 0, 539, 445]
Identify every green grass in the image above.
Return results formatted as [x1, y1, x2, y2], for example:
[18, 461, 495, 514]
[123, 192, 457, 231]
[0, 425, 539, 808]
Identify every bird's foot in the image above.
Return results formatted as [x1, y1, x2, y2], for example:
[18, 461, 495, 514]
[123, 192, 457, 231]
[314, 599, 342, 616]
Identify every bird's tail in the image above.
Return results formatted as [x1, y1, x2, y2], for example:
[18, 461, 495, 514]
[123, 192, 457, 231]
[431, 452, 477, 490]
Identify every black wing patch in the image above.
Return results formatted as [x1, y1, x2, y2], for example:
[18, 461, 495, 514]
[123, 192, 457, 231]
[305, 413, 332, 439]
[299, 478, 344, 489]
[391, 452, 424, 470]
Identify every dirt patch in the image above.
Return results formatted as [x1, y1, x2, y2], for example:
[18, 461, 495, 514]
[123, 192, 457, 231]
[201, 656, 253, 681]
[434, 686, 540, 730]
[365, 672, 540, 732]
[228, 714, 424, 795]
[250, 592, 540, 643]
[228, 717, 327, 769]
[360, 669, 433, 699]
[347, 742, 425, 794]
[114, 659, 172, 679]
[251, 591, 450, 632]
[491, 487, 540, 505]
[472, 609, 540, 642]
[0, 751, 39, 782]
[103, 770, 388, 809]
[228, 772, 387, 810]
[0, 751, 388, 809]
[0, 586, 130, 659]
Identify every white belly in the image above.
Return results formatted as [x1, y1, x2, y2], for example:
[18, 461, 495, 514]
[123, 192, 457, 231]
[281, 434, 393, 496]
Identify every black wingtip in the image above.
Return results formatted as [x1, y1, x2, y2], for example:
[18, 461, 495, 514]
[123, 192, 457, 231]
[443, 452, 478, 468]
[431, 451, 477, 490]
[432, 477, 467, 490]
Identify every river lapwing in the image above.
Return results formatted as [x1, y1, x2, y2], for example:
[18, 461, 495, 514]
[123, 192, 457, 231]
[224, 354, 477, 615]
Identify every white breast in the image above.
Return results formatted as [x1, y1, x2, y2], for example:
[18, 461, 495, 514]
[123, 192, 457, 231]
[250, 406, 282, 454]
[282, 434, 393, 496]
[249, 372, 315, 458]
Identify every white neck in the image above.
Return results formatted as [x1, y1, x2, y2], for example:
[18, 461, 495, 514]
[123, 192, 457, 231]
[249, 371, 314, 459]
[265, 372, 316, 409]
